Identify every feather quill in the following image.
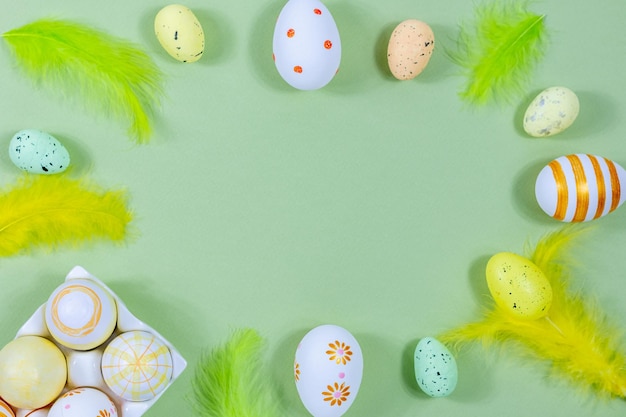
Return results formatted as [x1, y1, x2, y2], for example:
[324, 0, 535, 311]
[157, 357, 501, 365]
[440, 225, 626, 398]
[2, 19, 164, 143]
[193, 328, 280, 417]
[448, 0, 548, 105]
[0, 174, 133, 257]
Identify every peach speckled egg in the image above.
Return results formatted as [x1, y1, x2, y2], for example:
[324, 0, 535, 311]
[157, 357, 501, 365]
[535, 154, 626, 222]
[387, 20, 435, 80]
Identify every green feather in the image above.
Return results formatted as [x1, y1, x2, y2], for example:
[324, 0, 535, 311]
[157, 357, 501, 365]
[193, 328, 280, 417]
[448, 1, 548, 105]
[2, 19, 164, 143]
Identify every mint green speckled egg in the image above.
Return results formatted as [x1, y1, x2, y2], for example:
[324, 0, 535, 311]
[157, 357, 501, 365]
[414, 337, 458, 397]
[9, 129, 70, 174]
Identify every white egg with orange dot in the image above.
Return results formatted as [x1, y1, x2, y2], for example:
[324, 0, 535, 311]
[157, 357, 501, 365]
[273, 0, 341, 90]
[101, 331, 173, 401]
[45, 278, 117, 350]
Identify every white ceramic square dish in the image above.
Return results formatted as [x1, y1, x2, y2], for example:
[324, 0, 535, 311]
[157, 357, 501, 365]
[13, 266, 187, 417]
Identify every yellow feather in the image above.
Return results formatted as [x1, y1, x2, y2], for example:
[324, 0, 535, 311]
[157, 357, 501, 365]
[0, 174, 133, 257]
[440, 225, 626, 398]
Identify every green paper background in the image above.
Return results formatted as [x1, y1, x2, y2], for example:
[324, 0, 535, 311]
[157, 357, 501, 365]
[1, 0, 626, 416]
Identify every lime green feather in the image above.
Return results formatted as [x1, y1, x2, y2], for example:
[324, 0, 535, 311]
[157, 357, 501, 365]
[0, 174, 133, 257]
[449, 0, 548, 105]
[2, 19, 164, 143]
[440, 225, 626, 398]
[193, 328, 280, 417]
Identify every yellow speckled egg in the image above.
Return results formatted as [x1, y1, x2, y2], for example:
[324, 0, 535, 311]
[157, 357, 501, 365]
[387, 19, 435, 80]
[101, 331, 173, 401]
[155, 4, 205, 63]
[44, 279, 117, 350]
[486, 252, 552, 320]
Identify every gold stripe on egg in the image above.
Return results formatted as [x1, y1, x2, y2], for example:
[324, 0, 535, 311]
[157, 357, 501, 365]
[588, 154, 606, 220]
[567, 154, 589, 222]
[607, 158, 621, 213]
[549, 160, 568, 221]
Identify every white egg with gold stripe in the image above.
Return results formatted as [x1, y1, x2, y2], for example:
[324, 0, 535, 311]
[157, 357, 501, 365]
[535, 154, 626, 222]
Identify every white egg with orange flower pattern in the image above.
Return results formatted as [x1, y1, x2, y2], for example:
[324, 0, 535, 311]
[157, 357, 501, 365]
[294, 324, 363, 417]
[48, 387, 118, 417]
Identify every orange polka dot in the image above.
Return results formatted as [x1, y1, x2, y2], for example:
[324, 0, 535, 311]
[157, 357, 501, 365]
[314, 8, 322, 15]
[294, 65, 303, 73]
[287, 28, 295, 38]
[324, 40, 332, 49]
[272, 53, 275, 61]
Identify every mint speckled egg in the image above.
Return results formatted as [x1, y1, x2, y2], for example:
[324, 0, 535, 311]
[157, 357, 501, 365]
[414, 337, 458, 397]
[9, 129, 70, 174]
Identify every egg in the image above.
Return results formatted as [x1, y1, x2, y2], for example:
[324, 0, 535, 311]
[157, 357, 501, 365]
[523, 86, 580, 137]
[273, 0, 341, 90]
[486, 252, 552, 320]
[44, 278, 117, 350]
[295, 324, 363, 417]
[155, 4, 204, 63]
[101, 331, 173, 401]
[0, 336, 67, 409]
[8, 129, 70, 174]
[414, 337, 457, 397]
[0, 399, 14, 417]
[48, 388, 117, 417]
[535, 154, 626, 222]
[387, 20, 435, 80]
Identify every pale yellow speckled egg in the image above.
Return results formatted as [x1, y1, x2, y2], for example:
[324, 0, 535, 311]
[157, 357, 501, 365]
[155, 4, 205, 63]
[523, 86, 580, 137]
[387, 19, 435, 80]
[486, 252, 552, 320]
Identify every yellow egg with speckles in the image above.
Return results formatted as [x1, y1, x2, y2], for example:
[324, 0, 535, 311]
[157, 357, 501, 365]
[486, 252, 552, 320]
